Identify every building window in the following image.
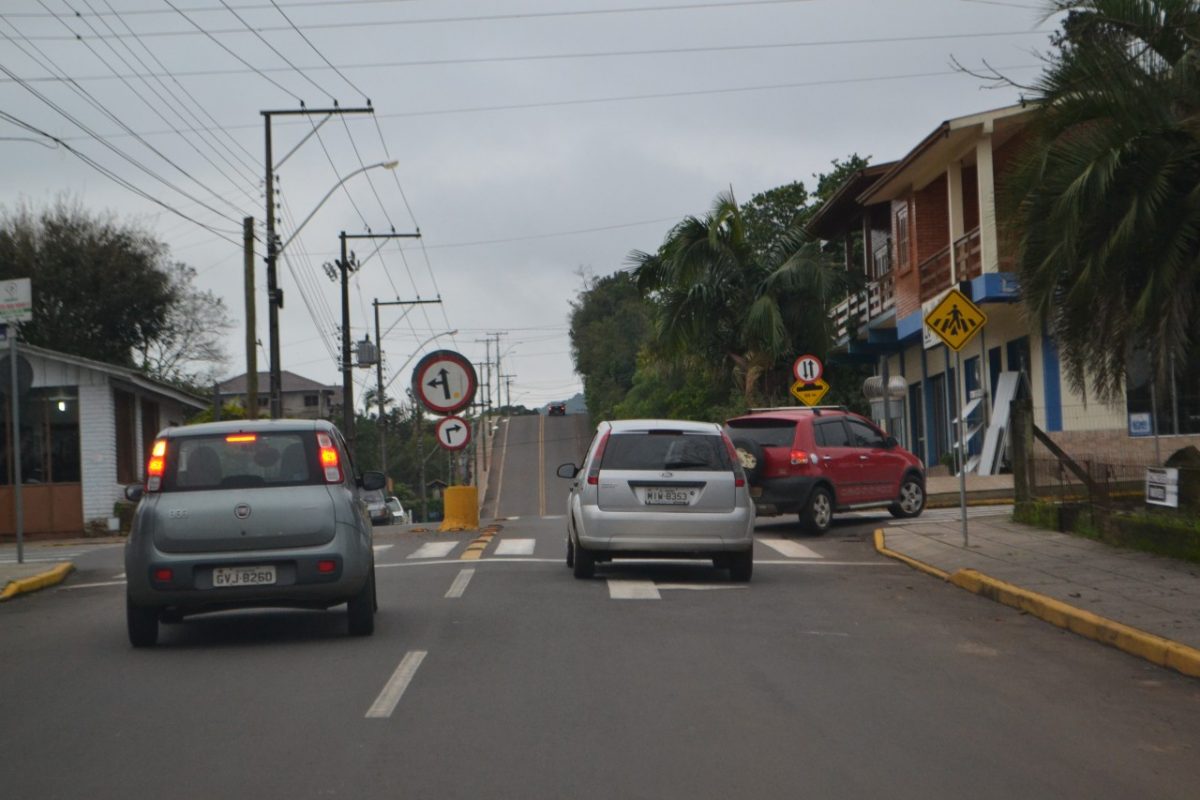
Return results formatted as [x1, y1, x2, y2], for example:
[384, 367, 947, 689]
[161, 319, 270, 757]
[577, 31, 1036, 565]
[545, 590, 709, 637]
[304, 394, 319, 407]
[895, 205, 910, 272]
[1, 387, 82, 485]
[258, 396, 270, 408]
[1127, 347, 1200, 436]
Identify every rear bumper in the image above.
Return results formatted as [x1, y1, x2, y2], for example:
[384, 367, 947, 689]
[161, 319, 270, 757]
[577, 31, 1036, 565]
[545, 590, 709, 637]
[577, 505, 755, 553]
[125, 526, 371, 612]
[749, 476, 821, 515]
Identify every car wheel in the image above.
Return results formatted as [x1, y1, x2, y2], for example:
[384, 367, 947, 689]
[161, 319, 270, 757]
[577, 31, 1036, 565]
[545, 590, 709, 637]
[800, 486, 834, 535]
[566, 536, 575, 568]
[731, 437, 765, 484]
[728, 549, 753, 582]
[126, 594, 159, 648]
[347, 570, 376, 636]
[572, 539, 595, 579]
[889, 476, 926, 518]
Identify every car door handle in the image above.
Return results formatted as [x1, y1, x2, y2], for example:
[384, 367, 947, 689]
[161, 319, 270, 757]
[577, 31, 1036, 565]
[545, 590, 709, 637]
[859, 455, 869, 461]
[821, 456, 832, 461]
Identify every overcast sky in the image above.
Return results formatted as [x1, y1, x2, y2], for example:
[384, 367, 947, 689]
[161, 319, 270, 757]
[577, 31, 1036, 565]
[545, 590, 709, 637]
[0, 0, 1060, 412]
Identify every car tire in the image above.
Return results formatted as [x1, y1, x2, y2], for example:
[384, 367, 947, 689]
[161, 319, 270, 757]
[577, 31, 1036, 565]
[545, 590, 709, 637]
[347, 570, 376, 636]
[800, 486, 834, 535]
[889, 475, 926, 518]
[728, 549, 753, 582]
[572, 539, 595, 579]
[731, 437, 765, 484]
[126, 594, 159, 648]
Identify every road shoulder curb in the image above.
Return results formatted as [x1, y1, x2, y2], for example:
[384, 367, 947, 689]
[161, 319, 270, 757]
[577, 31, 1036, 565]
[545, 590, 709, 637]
[0, 562, 74, 601]
[874, 529, 1200, 680]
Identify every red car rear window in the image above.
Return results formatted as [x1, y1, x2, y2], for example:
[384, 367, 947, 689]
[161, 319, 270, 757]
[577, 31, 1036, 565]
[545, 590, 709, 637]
[725, 420, 797, 448]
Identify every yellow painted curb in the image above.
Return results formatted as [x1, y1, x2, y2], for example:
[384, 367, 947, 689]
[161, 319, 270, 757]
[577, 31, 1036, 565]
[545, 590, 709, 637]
[873, 529, 950, 581]
[948, 569, 1200, 680]
[875, 528, 1200, 680]
[0, 562, 74, 601]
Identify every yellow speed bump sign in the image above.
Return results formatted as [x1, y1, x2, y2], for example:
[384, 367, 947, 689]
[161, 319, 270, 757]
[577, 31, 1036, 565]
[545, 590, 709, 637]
[924, 287, 986, 351]
[790, 378, 830, 406]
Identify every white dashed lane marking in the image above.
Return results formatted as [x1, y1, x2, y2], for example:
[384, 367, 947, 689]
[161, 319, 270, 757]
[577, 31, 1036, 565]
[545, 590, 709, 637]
[758, 539, 823, 559]
[408, 542, 458, 559]
[445, 568, 475, 598]
[607, 579, 661, 600]
[494, 538, 535, 556]
[365, 650, 428, 719]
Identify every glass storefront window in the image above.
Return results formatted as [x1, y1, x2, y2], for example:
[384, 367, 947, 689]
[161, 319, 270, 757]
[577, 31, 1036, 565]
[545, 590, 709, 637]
[1, 387, 81, 485]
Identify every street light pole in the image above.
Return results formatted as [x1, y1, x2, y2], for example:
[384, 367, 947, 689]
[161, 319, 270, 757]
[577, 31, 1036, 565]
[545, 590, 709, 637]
[261, 105, 375, 418]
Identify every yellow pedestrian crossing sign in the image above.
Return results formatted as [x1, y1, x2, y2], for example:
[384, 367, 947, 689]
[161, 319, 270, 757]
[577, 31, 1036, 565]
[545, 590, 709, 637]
[791, 378, 830, 406]
[923, 288, 986, 351]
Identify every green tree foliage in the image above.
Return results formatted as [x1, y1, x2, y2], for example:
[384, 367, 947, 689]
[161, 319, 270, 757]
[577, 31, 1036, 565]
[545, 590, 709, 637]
[568, 271, 652, 421]
[629, 190, 856, 405]
[1004, 0, 1200, 400]
[0, 199, 230, 384]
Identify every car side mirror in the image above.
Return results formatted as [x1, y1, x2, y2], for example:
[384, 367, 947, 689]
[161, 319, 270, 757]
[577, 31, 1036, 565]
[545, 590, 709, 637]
[360, 471, 387, 491]
[556, 463, 579, 479]
[124, 483, 144, 502]
[884, 436, 898, 449]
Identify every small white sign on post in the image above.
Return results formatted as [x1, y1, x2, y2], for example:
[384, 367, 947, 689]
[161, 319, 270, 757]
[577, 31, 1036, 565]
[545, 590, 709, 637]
[0, 278, 33, 323]
[1146, 467, 1179, 508]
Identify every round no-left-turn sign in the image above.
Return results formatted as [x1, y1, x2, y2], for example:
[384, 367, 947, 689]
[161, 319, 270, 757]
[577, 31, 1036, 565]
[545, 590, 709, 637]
[434, 415, 472, 451]
[793, 354, 824, 384]
[413, 350, 477, 415]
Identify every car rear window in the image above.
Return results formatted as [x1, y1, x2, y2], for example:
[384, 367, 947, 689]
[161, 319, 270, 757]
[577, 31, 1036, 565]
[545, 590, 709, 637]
[162, 432, 319, 491]
[601, 432, 730, 471]
[725, 420, 797, 448]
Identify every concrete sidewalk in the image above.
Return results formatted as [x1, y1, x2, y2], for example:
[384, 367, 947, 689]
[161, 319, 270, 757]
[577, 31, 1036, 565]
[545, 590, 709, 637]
[879, 513, 1200, 678]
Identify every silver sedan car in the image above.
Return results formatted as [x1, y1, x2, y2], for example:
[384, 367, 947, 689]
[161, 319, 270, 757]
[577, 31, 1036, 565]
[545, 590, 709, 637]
[557, 419, 756, 581]
[124, 419, 384, 647]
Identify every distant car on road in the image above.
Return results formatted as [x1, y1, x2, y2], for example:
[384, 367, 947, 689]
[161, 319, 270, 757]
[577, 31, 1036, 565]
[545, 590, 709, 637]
[725, 406, 925, 534]
[123, 419, 385, 646]
[362, 488, 390, 526]
[547, 402, 567, 416]
[557, 419, 755, 581]
[385, 496, 410, 525]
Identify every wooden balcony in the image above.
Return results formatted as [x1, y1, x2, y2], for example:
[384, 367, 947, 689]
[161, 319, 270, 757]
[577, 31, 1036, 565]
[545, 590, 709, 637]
[955, 227, 982, 282]
[918, 244, 952, 302]
[868, 270, 895, 318]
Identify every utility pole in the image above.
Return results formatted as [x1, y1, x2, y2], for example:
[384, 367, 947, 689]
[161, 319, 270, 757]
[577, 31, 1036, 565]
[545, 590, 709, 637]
[474, 355, 490, 472]
[489, 332, 505, 413]
[373, 294, 440, 475]
[500, 374, 515, 414]
[262, 105, 373, 419]
[243, 217, 258, 419]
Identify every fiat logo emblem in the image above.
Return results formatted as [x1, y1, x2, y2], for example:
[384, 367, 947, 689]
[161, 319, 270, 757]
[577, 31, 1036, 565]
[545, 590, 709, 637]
[661, 471, 673, 478]
[234, 503, 251, 520]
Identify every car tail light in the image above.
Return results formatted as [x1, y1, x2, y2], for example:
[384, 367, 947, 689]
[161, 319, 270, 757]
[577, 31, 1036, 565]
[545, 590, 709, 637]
[316, 432, 343, 483]
[790, 449, 817, 466]
[586, 430, 611, 486]
[153, 567, 173, 583]
[721, 433, 746, 487]
[146, 439, 167, 491]
[317, 560, 336, 574]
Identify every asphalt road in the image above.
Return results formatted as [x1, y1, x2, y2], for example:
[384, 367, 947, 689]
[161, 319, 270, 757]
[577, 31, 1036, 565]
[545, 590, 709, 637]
[3, 415, 1200, 798]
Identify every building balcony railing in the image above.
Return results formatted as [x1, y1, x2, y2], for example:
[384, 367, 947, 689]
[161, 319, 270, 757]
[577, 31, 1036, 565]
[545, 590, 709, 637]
[955, 226, 983, 282]
[918, 243, 952, 302]
[831, 270, 895, 342]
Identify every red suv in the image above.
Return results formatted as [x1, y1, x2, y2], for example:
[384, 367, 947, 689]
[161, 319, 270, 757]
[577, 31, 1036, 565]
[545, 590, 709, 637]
[725, 406, 925, 533]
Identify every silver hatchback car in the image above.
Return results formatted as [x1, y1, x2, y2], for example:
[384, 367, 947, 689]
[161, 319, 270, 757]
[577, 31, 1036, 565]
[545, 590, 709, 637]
[557, 419, 756, 581]
[123, 419, 385, 647]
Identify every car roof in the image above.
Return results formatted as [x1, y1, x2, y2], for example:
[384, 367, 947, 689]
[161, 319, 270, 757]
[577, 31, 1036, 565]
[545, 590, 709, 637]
[727, 406, 858, 424]
[158, 418, 336, 438]
[600, 419, 723, 435]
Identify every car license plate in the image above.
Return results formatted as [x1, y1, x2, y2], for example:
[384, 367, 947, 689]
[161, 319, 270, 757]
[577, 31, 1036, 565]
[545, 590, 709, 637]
[645, 488, 690, 505]
[212, 565, 276, 587]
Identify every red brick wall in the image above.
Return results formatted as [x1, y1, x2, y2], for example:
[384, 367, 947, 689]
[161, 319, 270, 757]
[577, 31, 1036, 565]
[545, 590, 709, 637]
[913, 174, 949, 264]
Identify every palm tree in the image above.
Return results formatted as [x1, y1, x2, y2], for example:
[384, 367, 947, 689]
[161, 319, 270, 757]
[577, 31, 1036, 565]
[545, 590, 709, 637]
[1005, 0, 1200, 401]
[628, 191, 852, 403]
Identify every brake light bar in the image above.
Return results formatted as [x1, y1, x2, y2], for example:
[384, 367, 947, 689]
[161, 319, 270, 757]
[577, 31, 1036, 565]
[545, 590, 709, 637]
[225, 433, 257, 443]
[586, 430, 611, 486]
[146, 439, 167, 492]
[316, 432, 343, 483]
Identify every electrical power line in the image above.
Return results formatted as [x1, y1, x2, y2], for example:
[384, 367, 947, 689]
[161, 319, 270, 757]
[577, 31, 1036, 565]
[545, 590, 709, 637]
[17, 1, 823, 41]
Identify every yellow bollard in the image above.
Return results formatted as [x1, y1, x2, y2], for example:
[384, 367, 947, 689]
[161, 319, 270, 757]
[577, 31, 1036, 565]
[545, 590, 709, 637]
[439, 486, 479, 532]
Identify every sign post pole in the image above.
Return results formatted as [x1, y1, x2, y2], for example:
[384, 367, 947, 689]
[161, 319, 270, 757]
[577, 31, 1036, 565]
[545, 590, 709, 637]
[9, 327, 22, 564]
[956, 349, 968, 547]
